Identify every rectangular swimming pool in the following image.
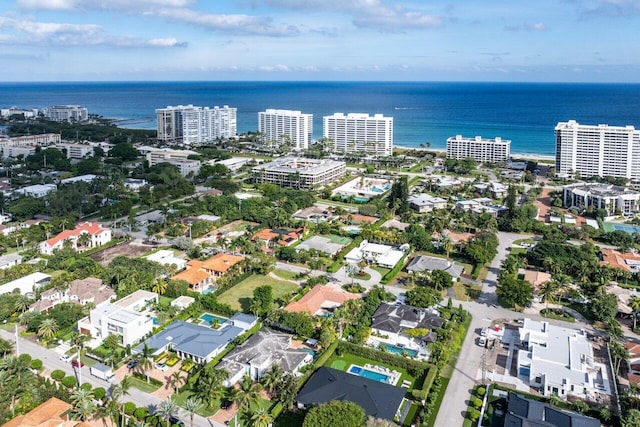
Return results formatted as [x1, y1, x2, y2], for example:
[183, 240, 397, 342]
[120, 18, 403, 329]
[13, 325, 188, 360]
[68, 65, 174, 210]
[382, 344, 418, 358]
[348, 365, 390, 383]
[199, 313, 227, 326]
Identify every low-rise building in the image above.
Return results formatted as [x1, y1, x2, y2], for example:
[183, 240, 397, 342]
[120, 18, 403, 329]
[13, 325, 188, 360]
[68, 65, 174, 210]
[408, 193, 448, 213]
[371, 302, 444, 346]
[284, 285, 360, 316]
[504, 393, 600, 427]
[345, 240, 406, 268]
[60, 174, 97, 185]
[0, 272, 51, 296]
[292, 206, 335, 223]
[563, 183, 640, 216]
[0, 252, 23, 270]
[78, 289, 158, 347]
[217, 329, 313, 386]
[56, 142, 95, 159]
[40, 222, 112, 255]
[601, 248, 640, 273]
[406, 255, 463, 279]
[16, 183, 57, 198]
[3, 397, 84, 427]
[171, 253, 244, 293]
[124, 178, 149, 191]
[296, 235, 348, 257]
[30, 277, 114, 313]
[253, 228, 303, 248]
[252, 157, 346, 190]
[517, 319, 612, 400]
[145, 249, 187, 271]
[518, 269, 551, 302]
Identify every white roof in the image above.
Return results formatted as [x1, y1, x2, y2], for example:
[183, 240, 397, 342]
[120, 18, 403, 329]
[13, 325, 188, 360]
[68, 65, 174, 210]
[0, 272, 51, 295]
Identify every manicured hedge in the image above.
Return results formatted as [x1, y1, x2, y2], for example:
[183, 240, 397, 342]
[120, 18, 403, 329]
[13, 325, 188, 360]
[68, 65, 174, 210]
[380, 248, 411, 284]
[132, 372, 163, 387]
[93, 387, 106, 400]
[30, 359, 43, 370]
[327, 237, 363, 273]
[51, 369, 65, 381]
[62, 376, 77, 388]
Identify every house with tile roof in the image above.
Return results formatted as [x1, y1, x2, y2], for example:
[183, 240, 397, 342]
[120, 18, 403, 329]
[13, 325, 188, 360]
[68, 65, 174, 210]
[170, 253, 245, 293]
[284, 285, 360, 316]
[296, 367, 406, 422]
[252, 228, 303, 248]
[30, 277, 114, 313]
[601, 248, 640, 273]
[217, 329, 313, 386]
[3, 397, 90, 427]
[39, 222, 111, 255]
[625, 341, 640, 375]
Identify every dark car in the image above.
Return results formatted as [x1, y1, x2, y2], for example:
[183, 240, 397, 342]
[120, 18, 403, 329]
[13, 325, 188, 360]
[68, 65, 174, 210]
[71, 359, 85, 368]
[169, 416, 184, 426]
[127, 359, 138, 369]
[220, 400, 233, 410]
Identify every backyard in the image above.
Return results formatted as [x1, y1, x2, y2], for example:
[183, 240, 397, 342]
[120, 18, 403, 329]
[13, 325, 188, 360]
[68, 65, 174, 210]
[324, 351, 417, 390]
[217, 274, 299, 311]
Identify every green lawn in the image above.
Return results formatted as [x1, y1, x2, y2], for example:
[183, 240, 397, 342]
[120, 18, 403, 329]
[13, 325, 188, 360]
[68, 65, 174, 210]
[324, 352, 416, 387]
[217, 274, 299, 311]
[373, 266, 391, 276]
[159, 296, 174, 307]
[173, 390, 219, 417]
[272, 269, 300, 281]
[451, 281, 483, 301]
[129, 377, 161, 393]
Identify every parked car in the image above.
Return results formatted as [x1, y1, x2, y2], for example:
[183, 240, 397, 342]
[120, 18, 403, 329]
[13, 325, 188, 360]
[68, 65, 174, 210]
[71, 359, 85, 368]
[220, 400, 233, 410]
[127, 359, 138, 370]
[169, 416, 184, 426]
[59, 354, 73, 363]
[154, 362, 168, 371]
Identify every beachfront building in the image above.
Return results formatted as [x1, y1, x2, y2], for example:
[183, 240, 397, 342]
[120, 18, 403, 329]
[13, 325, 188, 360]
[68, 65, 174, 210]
[323, 112, 393, 156]
[258, 109, 313, 150]
[555, 120, 640, 179]
[157, 104, 237, 144]
[446, 135, 510, 163]
[562, 182, 640, 216]
[0, 107, 38, 118]
[252, 157, 346, 190]
[517, 319, 612, 400]
[0, 133, 60, 158]
[145, 147, 201, 176]
[55, 142, 95, 159]
[45, 105, 88, 122]
[40, 222, 112, 255]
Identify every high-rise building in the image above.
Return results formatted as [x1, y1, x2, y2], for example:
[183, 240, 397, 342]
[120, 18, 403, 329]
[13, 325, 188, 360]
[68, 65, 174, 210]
[258, 109, 313, 151]
[446, 135, 510, 163]
[323, 113, 393, 156]
[45, 105, 88, 122]
[555, 120, 640, 179]
[156, 105, 237, 144]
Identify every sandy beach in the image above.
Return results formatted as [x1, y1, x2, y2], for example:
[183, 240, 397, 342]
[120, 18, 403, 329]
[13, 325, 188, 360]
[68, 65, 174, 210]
[394, 145, 555, 162]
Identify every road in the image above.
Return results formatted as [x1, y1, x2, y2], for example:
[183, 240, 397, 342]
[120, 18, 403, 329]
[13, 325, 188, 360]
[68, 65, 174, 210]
[0, 328, 224, 427]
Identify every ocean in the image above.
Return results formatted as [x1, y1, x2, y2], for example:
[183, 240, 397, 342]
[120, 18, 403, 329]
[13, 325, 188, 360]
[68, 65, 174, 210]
[1, 81, 640, 156]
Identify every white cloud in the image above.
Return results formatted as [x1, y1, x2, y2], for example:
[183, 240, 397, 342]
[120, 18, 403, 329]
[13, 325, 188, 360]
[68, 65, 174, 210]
[16, 0, 194, 11]
[528, 22, 546, 30]
[0, 16, 187, 47]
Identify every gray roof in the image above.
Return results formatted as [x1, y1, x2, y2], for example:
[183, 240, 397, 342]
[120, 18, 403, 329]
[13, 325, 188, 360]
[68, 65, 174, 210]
[217, 329, 309, 377]
[372, 303, 444, 334]
[297, 367, 406, 421]
[135, 320, 243, 359]
[505, 393, 600, 427]
[296, 236, 345, 256]
[406, 255, 464, 278]
[0, 253, 23, 267]
[230, 312, 258, 326]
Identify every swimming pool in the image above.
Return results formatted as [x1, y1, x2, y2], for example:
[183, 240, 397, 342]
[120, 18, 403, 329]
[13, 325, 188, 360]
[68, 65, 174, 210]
[348, 365, 390, 383]
[199, 313, 228, 327]
[382, 344, 418, 358]
[202, 286, 215, 295]
[371, 187, 384, 193]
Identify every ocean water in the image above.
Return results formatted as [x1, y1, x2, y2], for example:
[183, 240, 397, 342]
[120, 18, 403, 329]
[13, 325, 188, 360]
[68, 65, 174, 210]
[1, 81, 640, 156]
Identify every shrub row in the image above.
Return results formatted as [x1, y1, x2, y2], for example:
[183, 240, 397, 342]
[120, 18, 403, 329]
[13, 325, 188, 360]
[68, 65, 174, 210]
[132, 372, 163, 387]
[380, 248, 411, 284]
[327, 237, 363, 273]
[336, 341, 433, 378]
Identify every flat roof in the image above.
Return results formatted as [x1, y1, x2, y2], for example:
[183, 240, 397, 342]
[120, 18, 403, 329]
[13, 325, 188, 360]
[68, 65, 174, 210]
[253, 157, 345, 174]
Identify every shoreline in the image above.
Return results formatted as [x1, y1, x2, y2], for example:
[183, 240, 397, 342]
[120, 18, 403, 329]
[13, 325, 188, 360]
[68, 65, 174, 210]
[394, 145, 555, 162]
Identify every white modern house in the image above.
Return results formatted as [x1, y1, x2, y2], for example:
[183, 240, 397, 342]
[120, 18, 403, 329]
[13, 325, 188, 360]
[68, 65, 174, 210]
[258, 109, 313, 151]
[0, 272, 51, 296]
[145, 249, 187, 271]
[323, 112, 394, 156]
[517, 319, 612, 400]
[78, 290, 158, 347]
[16, 184, 57, 198]
[344, 240, 406, 268]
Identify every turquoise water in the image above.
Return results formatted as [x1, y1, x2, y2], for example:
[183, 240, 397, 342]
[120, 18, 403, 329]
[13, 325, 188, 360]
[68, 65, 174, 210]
[301, 348, 317, 358]
[200, 313, 227, 326]
[348, 365, 390, 383]
[371, 187, 384, 193]
[382, 344, 418, 357]
[152, 317, 160, 326]
[4, 82, 640, 154]
[201, 287, 215, 295]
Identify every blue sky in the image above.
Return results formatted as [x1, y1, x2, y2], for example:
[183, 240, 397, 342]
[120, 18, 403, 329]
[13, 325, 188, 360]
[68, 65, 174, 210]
[1, 0, 639, 82]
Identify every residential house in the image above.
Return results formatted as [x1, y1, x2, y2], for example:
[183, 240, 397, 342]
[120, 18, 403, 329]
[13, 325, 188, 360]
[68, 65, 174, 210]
[371, 303, 444, 350]
[432, 229, 474, 248]
[517, 319, 612, 400]
[284, 285, 360, 316]
[625, 341, 640, 376]
[15, 184, 57, 198]
[296, 235, 347, 257]
[170, 253, 244, 293]
[134, 313, 256, 364]
[170, 295, 195, 310]
[217, 329, 313, 386]
[381, 219, 409, 231]
[40, 222, 112, 255]
[0, 272, 51, 296]
[340, 213, 378, 225]
[0, 252, 23, 270]
[292, 206, 335, 223]
[145, 249, 187, 271]
[518, 269, 552, 303]
[252, 228, 303, 248]
[296, 367, 406, 422]
[123, 178, 149, 192]
[3, 397, 89, 427]
[406, 255, 463, 279]
[30, 277, 114, 313]
[344, 240, 406, 268]
[601, 248, 640, 274]
[408, 193, 448, 213]
[78, 290, 158, 347]
[504, 393, 600, 427]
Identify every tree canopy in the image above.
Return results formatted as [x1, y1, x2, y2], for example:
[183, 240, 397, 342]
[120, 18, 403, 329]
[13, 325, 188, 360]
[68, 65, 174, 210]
[302, 401, 366, 427]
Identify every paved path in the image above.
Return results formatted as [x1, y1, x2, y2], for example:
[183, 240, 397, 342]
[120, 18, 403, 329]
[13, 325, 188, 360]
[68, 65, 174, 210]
[0, 329, 225, 427]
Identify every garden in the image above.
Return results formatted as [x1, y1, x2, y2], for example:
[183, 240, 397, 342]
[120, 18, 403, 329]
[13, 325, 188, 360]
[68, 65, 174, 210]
[217, 274, 299, 311]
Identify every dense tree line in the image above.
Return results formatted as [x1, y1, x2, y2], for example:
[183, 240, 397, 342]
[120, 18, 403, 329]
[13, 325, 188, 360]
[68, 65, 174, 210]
[8, 119, 155, 143]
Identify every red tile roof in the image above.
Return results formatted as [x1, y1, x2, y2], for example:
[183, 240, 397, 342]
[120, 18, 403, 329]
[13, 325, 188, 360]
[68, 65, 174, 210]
[284, 285, 360, 315]
[44, 222, 108, 248]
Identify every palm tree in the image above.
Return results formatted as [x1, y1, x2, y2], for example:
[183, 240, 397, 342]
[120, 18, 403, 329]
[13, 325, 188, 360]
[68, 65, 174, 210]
[540, 280, 559, 315]
[0, 337, 14, 356]
[233, 375, 263, 414]
[610, 341, 630, 375]
[631, 296, 640, 330]
[184, 397, 201, 427]
[250, 408, 273, 427]
[111, 375, 133, 427]
[13, 294, 32, 314]
[0, 355, 37, 416]
[169, 371, 185, 394]
[77, 232, 92, 250]
[70, 388, 97, 421]
[276, 373, 298, 409]
[37, 318, 59, 341]
[260, 365, 284, 396]
[135, 343, 156, 383]
[155, 397, 179, 427]
[194, 365, 229, 410]
[152, 279, 168, 295]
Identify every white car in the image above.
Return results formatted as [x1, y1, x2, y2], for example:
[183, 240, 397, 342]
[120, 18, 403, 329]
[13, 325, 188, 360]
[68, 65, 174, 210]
[154, 362, 168, 371]
[60, 354, 73, 362]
